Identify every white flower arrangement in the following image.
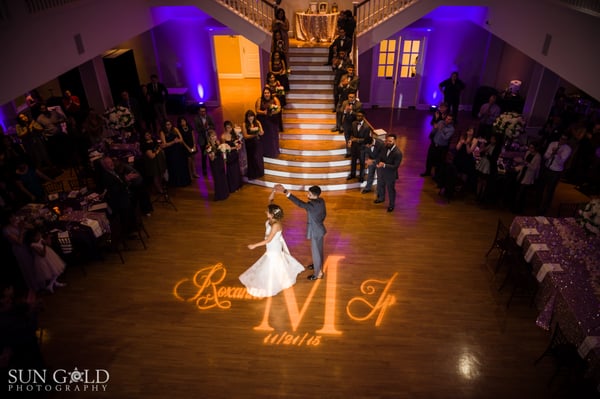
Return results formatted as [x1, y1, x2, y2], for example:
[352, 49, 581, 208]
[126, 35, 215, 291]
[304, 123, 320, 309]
[275, 85, 285, 96]
[493, 112, 525, 139]
[578, 199, 600, 236]
[103, 106, 134, 130]
[218, 143, 231, 160]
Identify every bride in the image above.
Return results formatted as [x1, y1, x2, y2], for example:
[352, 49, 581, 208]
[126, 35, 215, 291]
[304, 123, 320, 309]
[239, 194, 305, 297]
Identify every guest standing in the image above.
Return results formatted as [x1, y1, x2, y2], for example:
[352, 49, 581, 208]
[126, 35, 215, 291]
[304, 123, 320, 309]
[537, 134, 572, 214]
[255, 87, 281, 158]
[513, 142, 542, 213]
[477, 95, 501, 140]
[146, 75, 168, 127]
[177, 116, 199, 179]
[421, 114, 455, 178]
[206, 130, 229, 201]
[375, 134, 403, 212]
[242, 110, 265, 179]
[193, 105, 215, 177]
[439, 72, 465, 120]
[160, 120, 191, 187]
[222, 121, 243, 192]
[140, 131, 167, 195]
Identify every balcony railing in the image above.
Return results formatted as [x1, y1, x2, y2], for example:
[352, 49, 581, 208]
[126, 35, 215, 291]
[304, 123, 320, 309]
[554, 0, 600, 16]
[219, 0, 276, 31]
[354, 0, 418, 33]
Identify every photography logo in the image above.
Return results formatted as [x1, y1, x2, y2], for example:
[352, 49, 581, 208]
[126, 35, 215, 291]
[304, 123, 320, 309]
[8, 367, 110, 393]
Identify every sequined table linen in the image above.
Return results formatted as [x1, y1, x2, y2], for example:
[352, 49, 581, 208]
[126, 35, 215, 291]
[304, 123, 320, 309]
[510, 216, 600, 383]
[294, 12, 337, 42]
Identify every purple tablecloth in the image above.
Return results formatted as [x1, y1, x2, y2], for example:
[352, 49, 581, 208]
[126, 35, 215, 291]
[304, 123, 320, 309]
[510, 216, 600, 384]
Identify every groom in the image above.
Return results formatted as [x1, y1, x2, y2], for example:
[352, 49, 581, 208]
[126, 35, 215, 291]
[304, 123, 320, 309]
[274, 184, 327, 280]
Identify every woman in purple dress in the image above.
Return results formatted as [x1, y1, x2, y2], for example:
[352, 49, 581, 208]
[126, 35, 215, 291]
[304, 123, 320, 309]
[206, 129, 229, 201]
[222, 121, 243, 192]
[242, 110, 265, 180]
[255, 87, 281, 158]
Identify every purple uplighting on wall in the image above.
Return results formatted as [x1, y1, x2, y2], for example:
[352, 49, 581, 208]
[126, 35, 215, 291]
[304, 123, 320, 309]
[151, 6, 224, 104]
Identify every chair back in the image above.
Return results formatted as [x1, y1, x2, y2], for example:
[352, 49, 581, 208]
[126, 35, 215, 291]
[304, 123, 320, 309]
[43, 180, 65, 195]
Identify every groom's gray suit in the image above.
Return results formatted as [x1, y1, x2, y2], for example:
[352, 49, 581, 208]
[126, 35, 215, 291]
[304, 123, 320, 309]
[287, 193, 327, 276]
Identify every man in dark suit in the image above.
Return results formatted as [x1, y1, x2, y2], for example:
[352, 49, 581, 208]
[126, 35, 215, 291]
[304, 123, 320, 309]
[347, 110, 371, 182]
[375, 134, 403, 212]
[325, 28, 352, 66]
[339, 91, 362, 156]
[362, 133, 385, 194]
[275, 184, 327, 280]
[146, 74, 168, 126]
[193, 105, 215, 176]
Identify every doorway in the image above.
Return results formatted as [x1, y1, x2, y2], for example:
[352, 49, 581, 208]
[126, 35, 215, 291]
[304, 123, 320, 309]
[370, 35, 425, 109]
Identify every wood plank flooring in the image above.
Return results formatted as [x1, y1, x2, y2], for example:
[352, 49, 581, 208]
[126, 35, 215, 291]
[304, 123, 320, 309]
[31, 105, 597, 398]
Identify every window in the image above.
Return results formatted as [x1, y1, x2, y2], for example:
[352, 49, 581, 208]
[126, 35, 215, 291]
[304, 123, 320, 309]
[377, 40, 396, 78]
[400, 40, 420, 78]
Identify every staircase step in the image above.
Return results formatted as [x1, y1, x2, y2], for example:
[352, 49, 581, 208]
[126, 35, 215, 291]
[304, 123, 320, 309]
[287, 92, 331, 100]
[283, 110, 335, 119]
[267, 154, 350, 166]
[266, 163, 350, 176]
[281, 148, 347, 156]
[288, 74, 333, 82]
[292, 65, 333, 72]
[289, 55, 329, 63]
[280, 139, 345, 151]
[288, 83, 332, 91]
[247, 175, 366, 191]
[286, 102, 333, 110]
[288, 46, 329, 54]
[280, 133, 345, 142]
[283, 121, 334, 130]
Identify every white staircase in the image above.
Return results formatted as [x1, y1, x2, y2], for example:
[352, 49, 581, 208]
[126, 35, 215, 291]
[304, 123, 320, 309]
[249, 45, 368, 192]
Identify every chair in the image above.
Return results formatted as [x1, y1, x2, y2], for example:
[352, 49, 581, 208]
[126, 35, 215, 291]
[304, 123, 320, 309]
[534, 323, 588, 386]
[43, 180, 65, 196]
[56, 230, 87, 276]
[500, 241, 538, 308]
[557, 202, 586, 218]
[485, 219, 510, 262]
[68, 178, 81, 191]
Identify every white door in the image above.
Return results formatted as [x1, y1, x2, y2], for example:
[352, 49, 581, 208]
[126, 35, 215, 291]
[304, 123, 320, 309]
[370, 36, 425, 108]
[239, 36, 260, 78]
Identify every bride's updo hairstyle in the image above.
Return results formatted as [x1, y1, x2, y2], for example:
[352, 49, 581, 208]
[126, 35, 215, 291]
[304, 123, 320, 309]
[268, 204, 284, 220]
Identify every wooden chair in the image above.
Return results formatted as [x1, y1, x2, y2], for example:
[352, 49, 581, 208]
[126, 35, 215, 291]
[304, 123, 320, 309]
[534, 323, 588, 386]
[486, 219, 510, 258]
[43, 180, 65, 195]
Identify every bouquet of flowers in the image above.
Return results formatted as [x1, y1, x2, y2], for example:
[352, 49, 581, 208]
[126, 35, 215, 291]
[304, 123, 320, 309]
[269, 104, 280, 115]
[103, 106, 135, 130]
[493, 112, 525, 139]
[275, 85, 285, 96]
[578, 199, 600, 236]
[218, 143, 231, 160]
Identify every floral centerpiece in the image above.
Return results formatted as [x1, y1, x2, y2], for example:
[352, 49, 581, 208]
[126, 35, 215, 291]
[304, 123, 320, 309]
[103, 106, 135, 131]
[578, 199, 600, 236]
[493, 112, 525, 139]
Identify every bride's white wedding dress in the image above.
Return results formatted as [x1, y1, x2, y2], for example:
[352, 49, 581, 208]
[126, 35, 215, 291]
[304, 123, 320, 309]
[239, 221, 305, 298]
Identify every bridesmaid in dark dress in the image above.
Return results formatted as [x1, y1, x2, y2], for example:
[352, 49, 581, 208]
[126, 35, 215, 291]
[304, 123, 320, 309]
[222, 121, 243, 192]
[177, 116, 199, 179]
[269, 50, 289, 92]
[159, 120, 191, 187]
[140, 131, 167, 194]
[206, 129, 229, 201]
[255, 87, 281, 158]
[242, 110, 265, 180]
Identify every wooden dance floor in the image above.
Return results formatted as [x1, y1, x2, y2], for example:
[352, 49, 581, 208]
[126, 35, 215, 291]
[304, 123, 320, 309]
[35, 109, 592, 398]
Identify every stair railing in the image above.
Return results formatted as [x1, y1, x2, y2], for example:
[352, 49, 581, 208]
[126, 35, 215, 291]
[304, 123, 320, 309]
[218, 0, 276, 31]
[353, 0, 418, 34]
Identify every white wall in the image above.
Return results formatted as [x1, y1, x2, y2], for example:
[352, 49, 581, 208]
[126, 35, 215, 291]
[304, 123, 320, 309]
[0, 0, 157, 106]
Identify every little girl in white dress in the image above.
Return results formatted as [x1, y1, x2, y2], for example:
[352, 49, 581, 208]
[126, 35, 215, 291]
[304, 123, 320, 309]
[239, 203, 304, 298]
[28, 229, 66, 293]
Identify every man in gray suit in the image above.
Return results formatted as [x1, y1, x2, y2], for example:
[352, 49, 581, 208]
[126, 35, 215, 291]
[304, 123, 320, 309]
[274, 184, 326, 280]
